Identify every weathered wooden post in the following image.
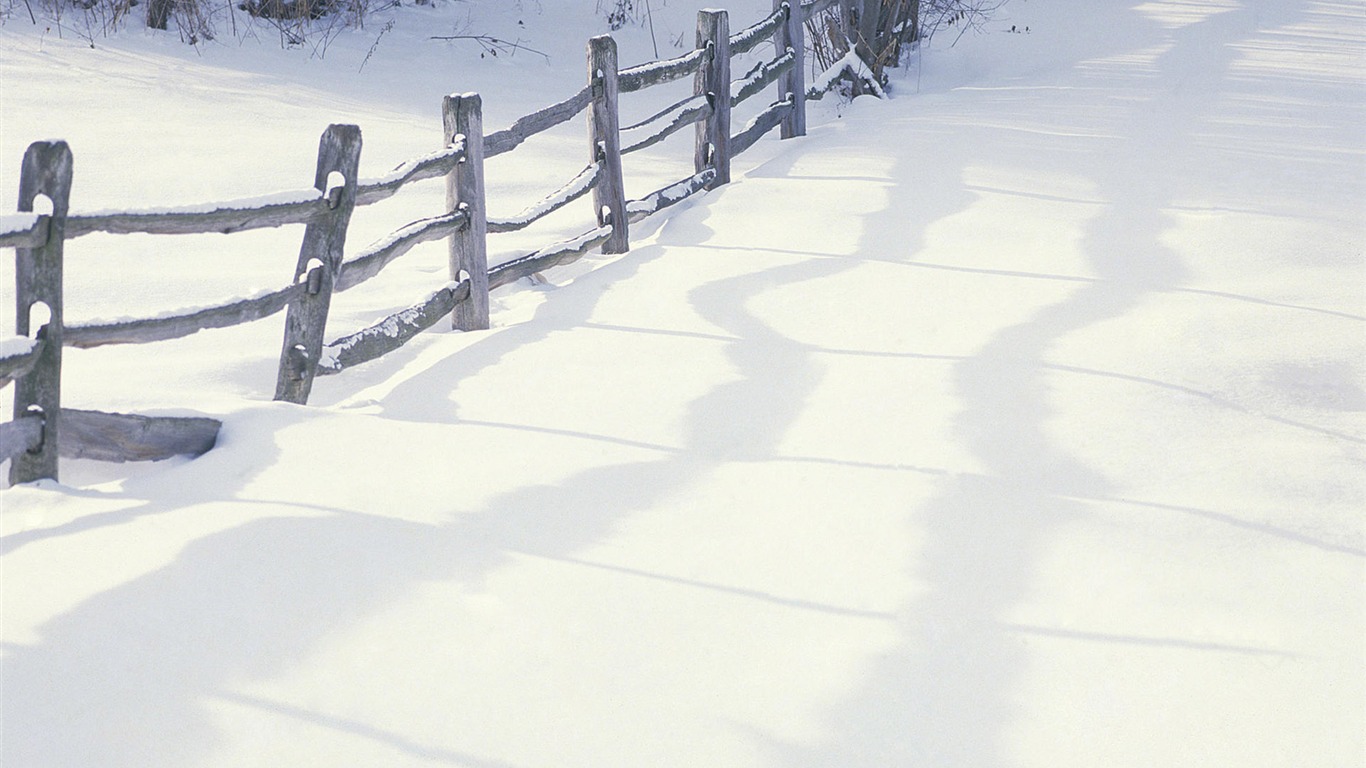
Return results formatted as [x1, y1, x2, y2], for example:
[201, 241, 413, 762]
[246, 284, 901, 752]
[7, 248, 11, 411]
[10, 141, 72, 484]
[847, 0, 879, 63]
[588, 36, 629, 254]
[443, 92, 490, 330]
[695, 9, 731, 189]
[773, 0, 807, 138]
[274, 124, 362, 405]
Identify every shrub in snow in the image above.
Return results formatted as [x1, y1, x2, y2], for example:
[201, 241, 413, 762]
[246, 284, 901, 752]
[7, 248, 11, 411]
[806, 0, 1007, 95]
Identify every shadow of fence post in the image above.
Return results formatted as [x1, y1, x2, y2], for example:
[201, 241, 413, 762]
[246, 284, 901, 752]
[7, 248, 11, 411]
[2, 2, 844, 481]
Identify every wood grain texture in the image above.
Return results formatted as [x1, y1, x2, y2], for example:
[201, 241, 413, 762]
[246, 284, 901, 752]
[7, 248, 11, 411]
[621, 100, 713, 156]
[0, 338, 43, 386]
[801, 0, 839, 21]
[487, 163, 600, 233]
[64, 195, 328, 238]
[483, 87, 592, 158]
[444, 93, 491, 331]
[58, 408, 220, 462]
[274, 124, 363, 405]
[487, 227, 614, 290]
[317, 280, 472, 375]
[65, 282, 307, 348]
[0, 216, 48, 249]
[589, 36, 629, 255]
[732, 49, 796, 106]
[729, 4, 786, 56]
[336, 210, 467, 292]
[696, 10, 732, 188]
[618, 47, 708, 93]
[10, 140, 71, 484]
[625, 169, 716, 223]
[354, 141, 466, 206]
[731, 98, 794, 157]
[774, 0, 807, 138]
[0, 414, 43, 464]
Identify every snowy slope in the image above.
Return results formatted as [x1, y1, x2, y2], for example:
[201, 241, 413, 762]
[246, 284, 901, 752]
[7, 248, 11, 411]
[2, 1, 1364, 766]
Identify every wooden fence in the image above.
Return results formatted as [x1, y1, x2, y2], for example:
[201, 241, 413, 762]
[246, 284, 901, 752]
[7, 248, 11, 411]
[0, 0, 887, 485]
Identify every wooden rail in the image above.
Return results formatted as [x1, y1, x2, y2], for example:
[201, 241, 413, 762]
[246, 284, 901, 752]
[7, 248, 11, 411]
[0, 337, 42, 386]
[483, 87, 592, 158]
[487, 164, 601, 233]
[0, 214, 46, 249]
[1, 0, 884, 484]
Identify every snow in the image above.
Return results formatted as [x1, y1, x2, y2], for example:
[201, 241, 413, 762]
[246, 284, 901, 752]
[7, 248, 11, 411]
[70, 285, 297, 327]
[809, 48, 886, 98]
[0, 336, 39, 359]
[488, 162, 601, 231]
[2, 0, 1364, 766]
[74, 187, 324, 219]
[0, 212, 41, 236]
[356, 140, 464, 190]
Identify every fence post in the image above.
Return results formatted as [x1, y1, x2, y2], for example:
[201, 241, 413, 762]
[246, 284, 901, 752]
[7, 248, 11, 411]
[443, 93, 491, 330]
[274, 124, 362, 405]
[695, 9, 731, 188]
[845, 0, 878, 63]
[774, 0, 807, 138]
[588, 36, 629, 255]
[10, 141, 72, 484]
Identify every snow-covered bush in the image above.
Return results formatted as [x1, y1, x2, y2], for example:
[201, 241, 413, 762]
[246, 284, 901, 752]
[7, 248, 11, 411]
[807, 0, 1006, 94]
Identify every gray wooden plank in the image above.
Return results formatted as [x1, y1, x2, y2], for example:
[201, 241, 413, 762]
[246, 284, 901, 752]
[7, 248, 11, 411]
[10, 140, 71, 484]
[0, 337, 42, 386]
[618, 47, 708, 93]
[621, 100, 713, 156]
[732, 49, 796, 106]
[487, 163, 600, 234]
[696, 10, 733, 189]
[731, 98, 795, 157]
[0, 414, 44, 465]
[336, 210, 468, 292]
[589, 36, 629, 255]
[0, 214, 47, 249]
[444, 93, 491, 332]
[59, 408, 220, 462]
[801, 0, 839, 22]
[65, 282, 307, 348]
[354, 141, 466, 207]
[775, 0, 808, 138]
[317, 281, 472, 376]
[274, 124, 363, 404]
[625, 169, 717, 223]
[487, 227, 615, 290]
[483, 87, 592, 159]
[729, 4, 786, 56]
[64, 192, 328, 238]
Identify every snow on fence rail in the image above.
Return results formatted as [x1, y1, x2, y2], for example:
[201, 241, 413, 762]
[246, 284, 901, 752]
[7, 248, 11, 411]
[1, 0, 884, 485]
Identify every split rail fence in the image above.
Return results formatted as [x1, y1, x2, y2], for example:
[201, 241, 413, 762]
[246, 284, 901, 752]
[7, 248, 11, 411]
[0, 0, 879, 485]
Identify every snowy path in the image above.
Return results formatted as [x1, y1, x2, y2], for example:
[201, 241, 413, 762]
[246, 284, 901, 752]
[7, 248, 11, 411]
[3, 0, 1364, 765]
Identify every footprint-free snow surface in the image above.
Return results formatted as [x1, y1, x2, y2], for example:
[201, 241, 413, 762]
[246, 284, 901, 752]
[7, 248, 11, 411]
[2, 0, 1362, 765]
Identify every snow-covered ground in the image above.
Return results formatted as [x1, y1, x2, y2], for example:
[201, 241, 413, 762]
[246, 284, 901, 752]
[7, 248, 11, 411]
[2, 0, 1363, 765]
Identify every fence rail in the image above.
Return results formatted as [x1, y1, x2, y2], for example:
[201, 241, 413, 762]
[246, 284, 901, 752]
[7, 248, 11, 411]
[3, 0, 894, 485]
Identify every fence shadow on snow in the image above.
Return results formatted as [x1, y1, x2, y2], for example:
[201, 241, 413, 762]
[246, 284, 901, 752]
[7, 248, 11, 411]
[0, 0, 909, 484]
